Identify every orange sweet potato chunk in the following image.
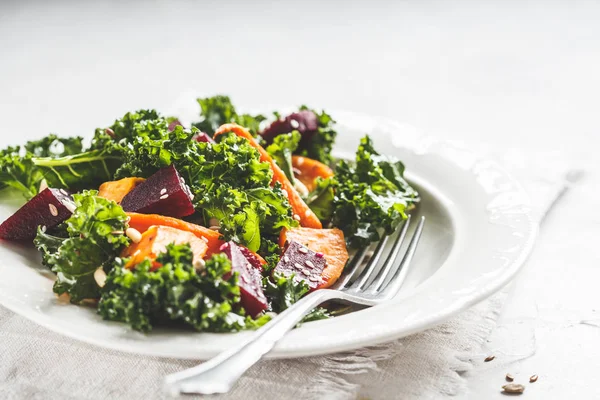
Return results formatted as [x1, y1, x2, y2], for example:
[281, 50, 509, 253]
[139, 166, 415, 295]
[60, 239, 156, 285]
[292, 155, 334, 193]
[280, 227, 349, 289]
[125, 212, 266, 265]
[121, 225, 208, 269]
[98, 177, 145, 204]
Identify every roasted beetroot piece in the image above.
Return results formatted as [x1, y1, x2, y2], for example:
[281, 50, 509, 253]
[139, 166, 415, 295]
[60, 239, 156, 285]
[275, 241, 327, 290]
[192, 131, 215, 143]
[120, 165, 195, 218]
[0, 188, 75, 241]
[167, 119, 183, 132]
[260, 110, 319, 145]
[239, 246, 264, 272]
[220, 241, 268, 317]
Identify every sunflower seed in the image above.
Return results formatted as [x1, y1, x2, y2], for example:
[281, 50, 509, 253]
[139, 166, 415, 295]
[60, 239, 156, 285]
[193, 258, 206, 270]
[160, 188, 167, 195]
[505, 373, 514, 382]
[94, 268, 107, 288]
[283, 255, 290, 263]
[484, 355, 495, 362]
[293, 214, 301, 221]
[305, 260, 315, 268]
[529, 374, 538, 383]
[502, 383, 525, 394]
[126, 228, 142, 243]
[298, 246, 308, 254]
[48, 203, 58, 216]
[160, 194, 169, 200]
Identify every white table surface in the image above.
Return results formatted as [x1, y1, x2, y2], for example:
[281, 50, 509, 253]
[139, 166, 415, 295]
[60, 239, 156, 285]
[0, 1, 598, 398]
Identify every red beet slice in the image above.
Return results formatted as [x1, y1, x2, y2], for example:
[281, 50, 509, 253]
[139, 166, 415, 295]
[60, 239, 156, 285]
[220, 241, 268, 317]
[192, 131, 215, 143]
[260, 110, 319, 145]
[275, 241, 326, 290]
[0, 188, 75, 241]
[167, 119, 183, 132]
[239, 246, 264, 272]
[120, 165, 195, 218]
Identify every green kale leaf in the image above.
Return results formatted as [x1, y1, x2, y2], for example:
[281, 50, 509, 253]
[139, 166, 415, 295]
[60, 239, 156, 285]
[192, 95, 266, 136]
[98, 245, 268, 333]
[0, 144, 121, 199]
[330, 136, 420, 248]
[265, 131, 301, 183]
[264, 272, 330, 322]
[25, 134, 84, 157]
[33, 191, 130, 303]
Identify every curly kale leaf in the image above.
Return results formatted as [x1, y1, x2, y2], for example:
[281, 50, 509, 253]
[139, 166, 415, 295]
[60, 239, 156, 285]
[330, 136, 420, 248]
[25, 134, 84, 157]
[33, 191, 130, 303]
[201, 184, 296, 252]
[296, 107, 337, 165]
[265, 131, 301, 183]
[0, 148, 41, 197]
[98, 245, 267, 333]
[306, 176, 336, 222]
[0, 142, 121, 199]
[34, 228, 65, 269]
[33, 150, 121, 192]
[192, 95, 266, 136]
[264, 272, 330, 322]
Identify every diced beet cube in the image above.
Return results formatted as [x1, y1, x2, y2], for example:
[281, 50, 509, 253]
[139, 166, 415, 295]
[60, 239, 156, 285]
[0, 188, 75, 241]
[220, 241, 268, 317]
[120, 165, 195, 218]
[239, 246, 264, 272]
[167, 119, 183, 132]
[192, 131, 215, 143]
[275, 241, 326, 290]
[260, 110, 319, 145]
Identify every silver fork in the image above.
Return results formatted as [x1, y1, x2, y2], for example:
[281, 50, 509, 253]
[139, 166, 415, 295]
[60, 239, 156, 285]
[164, 215, 425, 396]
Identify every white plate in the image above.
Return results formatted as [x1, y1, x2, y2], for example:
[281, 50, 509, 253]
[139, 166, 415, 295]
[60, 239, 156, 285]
[0, 111, 537, 360]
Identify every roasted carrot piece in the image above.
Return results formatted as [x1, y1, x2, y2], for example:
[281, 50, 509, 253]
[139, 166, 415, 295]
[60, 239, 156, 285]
[125, 212, 266, 265]
[122, 225, 208, 269]
[126, 213, 222, 256]
[214, 123, 322, 229]
[280, 227, 349, 289]
[291, 155, 334, 192]
[98, 177, 145, 204]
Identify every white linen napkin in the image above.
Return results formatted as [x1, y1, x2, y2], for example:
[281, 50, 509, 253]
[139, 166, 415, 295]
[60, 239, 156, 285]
[0, 146, 572, 400]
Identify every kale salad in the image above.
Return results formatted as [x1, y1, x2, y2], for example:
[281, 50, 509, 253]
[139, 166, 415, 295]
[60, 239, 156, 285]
[0, 96, 419, 333]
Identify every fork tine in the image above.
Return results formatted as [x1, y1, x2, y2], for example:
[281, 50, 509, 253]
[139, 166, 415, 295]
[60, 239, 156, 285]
[379, 216, 425, 296]
[349, 234, 391, 291]
[367, 215, 412, 293]
[334, 246, 369, 289]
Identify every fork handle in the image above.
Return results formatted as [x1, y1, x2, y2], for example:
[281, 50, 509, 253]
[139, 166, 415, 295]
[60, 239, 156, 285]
[164, 289, 337, 396]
